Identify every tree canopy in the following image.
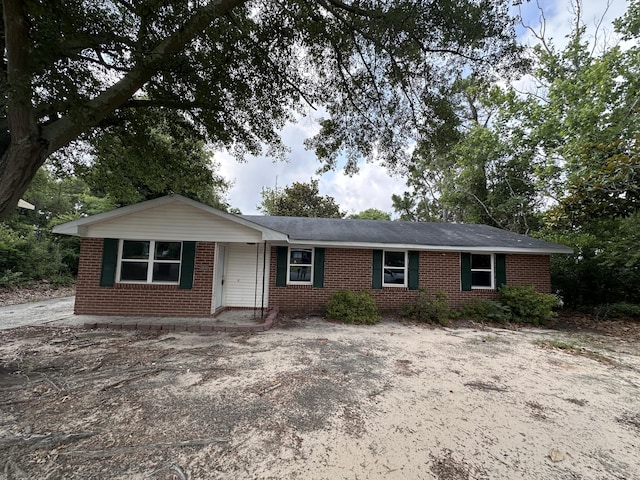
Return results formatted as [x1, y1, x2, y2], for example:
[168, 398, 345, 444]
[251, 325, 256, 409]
[0, 0, 522, 218]
[258, 179, 344, 218]
[349, 208, 391, 220]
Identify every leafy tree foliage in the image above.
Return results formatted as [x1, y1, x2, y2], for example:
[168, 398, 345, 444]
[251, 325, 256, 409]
[0, 0, 522, 218]
[0, 169, 110, 285]
[349, 208, 391, 220]
[77, 108, 230, 208]
[258, 180, 344, 218]
[393, 78, 541, 233]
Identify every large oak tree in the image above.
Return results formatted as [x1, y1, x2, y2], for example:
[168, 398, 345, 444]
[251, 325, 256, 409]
[1, 0, 521, 218]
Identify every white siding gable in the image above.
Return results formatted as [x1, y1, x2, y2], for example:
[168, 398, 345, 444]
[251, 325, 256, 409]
[84, 203, 264, 242]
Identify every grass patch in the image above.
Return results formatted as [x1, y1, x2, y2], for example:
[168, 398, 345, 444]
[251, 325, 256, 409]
[533, 338, 613, 364]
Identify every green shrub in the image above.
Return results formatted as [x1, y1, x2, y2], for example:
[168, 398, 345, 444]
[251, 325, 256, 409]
[0, 269, 24, 287]
[326, 290, 381, 325]
[593, 303, 640, 320]
[457, 299, 512, 323]
[402, 289, 451, 326]
[498, 285, 560, 325]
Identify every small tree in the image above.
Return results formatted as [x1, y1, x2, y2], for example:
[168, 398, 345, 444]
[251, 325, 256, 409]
[258, 179, 344, 218]
[349, 208, 392, 220]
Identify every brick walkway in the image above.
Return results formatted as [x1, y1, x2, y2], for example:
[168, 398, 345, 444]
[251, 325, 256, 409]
[82, 308, 278, 333]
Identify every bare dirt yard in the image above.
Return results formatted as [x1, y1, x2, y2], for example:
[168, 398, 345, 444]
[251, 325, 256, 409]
[1, 315, 639, 479]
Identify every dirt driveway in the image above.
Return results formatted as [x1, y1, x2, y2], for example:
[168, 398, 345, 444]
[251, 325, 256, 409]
[1, 316, 639, 479]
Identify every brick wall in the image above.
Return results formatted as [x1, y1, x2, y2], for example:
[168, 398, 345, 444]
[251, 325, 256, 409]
[74, 238, 215, 317]
[268, 247, 552, 313]
[74, 241, 552, 317]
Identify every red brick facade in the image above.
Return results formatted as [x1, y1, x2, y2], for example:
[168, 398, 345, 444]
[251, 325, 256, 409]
[74, 239, 551, 317]
[75, 238, 215, 317]
[268, 248, 551, 313]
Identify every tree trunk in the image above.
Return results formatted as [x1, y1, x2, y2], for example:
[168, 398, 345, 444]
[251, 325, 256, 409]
[0, 140, 49, 218]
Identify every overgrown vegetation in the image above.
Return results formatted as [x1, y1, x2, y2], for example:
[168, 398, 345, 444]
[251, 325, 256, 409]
[457, 299, 512, 323]
[453, 286, 559, 325]
[401, 289, 451, 326]
[326, 290, 381, 325]
[497, 285, 560, 325]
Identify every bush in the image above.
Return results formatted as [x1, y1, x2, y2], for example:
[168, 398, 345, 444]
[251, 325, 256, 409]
[326, 290, 381, 325]
[498, 285, 560, 325]
[402, 289, 451, 326]
[457, 299, 512, 323]
[0, 223, 78, 286]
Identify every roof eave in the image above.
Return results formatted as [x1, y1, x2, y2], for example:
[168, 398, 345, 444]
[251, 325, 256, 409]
[283, 239, 573, 254]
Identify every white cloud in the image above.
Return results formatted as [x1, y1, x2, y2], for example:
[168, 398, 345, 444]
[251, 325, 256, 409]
[516, 0, 628, 52]
[320, 163, 406, 217]
[217, 115, 406, 216]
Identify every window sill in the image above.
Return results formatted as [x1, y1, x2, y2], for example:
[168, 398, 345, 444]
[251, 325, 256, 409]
[115, 283, 179, 290]
[284, 283, 313, 289]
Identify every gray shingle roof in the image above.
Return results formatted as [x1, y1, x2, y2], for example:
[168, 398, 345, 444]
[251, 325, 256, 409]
[240, 216, 572, 253]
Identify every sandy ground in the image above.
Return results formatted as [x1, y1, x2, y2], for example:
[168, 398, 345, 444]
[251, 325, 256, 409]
[0, 316, 639, 479]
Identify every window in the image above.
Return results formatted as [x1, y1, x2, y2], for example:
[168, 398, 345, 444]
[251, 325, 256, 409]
[118, 240, 182, 284]
[470, 253, 493, 289]
[383, 250, 407, 287]
[288, 247, 313, 284]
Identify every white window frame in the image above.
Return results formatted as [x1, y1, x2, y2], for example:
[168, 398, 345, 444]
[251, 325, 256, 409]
[117, 240, 183, 285]
[383, 250, 408, 288]
[287, 247, 314, 285]
[470, 253, 494, 290]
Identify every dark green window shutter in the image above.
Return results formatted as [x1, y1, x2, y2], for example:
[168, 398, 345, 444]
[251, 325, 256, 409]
[408, 251, 420, 290]
[461, 253, 472, 291]
[313, 248, 325, 288]
[495, 253, 507, 289]
[179, 241, 196, 289]
[100, 238, 118, 287]
[276, 246, 288, 287]
[372, 250, 383, 289]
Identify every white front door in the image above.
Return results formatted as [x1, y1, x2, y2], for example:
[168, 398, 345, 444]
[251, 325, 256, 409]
[213, 245, 226, 312]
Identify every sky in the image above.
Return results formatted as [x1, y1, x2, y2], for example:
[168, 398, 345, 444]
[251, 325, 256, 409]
[217, 0, 630, 216]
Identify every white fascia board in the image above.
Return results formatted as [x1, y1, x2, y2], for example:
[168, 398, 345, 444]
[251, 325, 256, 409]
[286, 239, 572, 255]
[17, 199, 35, 210]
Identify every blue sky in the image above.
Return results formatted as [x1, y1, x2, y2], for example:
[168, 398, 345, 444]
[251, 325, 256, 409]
[218, 0, 629, 216]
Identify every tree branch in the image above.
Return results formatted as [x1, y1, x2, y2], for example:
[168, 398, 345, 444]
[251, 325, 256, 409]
[42, 0, 248, 154]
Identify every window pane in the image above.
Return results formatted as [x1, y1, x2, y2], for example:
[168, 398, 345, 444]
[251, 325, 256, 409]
[384, 268, 405, 284]
[471, 271, 492, 287]
[289, 265, 311, 282]
[471, 254, 491, 270]
[120, 262, 148, 281]
[384, 251, 405, 268]
[122, 241, 150, 259]
[290, 248, 312, 266]
[153, 262, 180, 282]
[155, 242, 182, 260]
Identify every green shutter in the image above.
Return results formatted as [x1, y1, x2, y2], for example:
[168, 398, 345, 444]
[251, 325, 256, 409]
[100, 238, 118, 287]
[461, 252, 472, 291]
[313, 248, 325, 288]
[495, 253, 507, 289]
[179, 241, 196, 289]
[372, 250, 383, 289]
[408, 251, 420, 290]
[276, 246, 288, 287]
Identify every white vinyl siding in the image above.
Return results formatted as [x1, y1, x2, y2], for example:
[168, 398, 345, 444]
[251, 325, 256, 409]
[222, 243, 270, 308]
[85, 203, 263, 243]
